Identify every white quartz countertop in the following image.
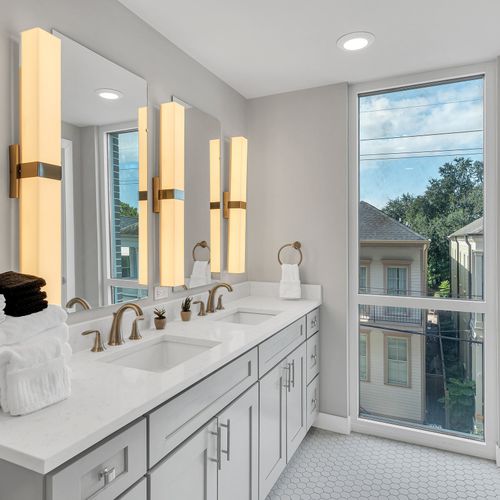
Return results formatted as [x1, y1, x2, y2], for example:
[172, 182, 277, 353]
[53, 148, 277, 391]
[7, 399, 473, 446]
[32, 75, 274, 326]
[0, 294, 320, 474]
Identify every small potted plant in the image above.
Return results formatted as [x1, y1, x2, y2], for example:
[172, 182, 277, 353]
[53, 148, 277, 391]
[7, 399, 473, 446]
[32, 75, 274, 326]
[181, 296, 193, 322]
[154, 308, 167, 330]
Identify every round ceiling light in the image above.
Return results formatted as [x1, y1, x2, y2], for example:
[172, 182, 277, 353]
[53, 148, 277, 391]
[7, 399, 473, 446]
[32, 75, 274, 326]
[337, 32, 375, 52]
[95, 88, 123, 100]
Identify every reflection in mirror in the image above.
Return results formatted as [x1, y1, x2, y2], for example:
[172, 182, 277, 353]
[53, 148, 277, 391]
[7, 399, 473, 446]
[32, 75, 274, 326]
[178, 99, 222, 290]
[54, 32, 148, 312]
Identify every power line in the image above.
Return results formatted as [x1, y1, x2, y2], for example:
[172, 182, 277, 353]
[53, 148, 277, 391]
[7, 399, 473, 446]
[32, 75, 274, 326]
[361, 129, 483, 142]
[361, 147, 483, 157]
[360, 98, 482, 114]
[360, 153, 483, 162]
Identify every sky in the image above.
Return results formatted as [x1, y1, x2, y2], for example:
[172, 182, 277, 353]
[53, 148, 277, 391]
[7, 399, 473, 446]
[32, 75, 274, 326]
[117, 131, 139, 209]
[359, 77, 484, 209]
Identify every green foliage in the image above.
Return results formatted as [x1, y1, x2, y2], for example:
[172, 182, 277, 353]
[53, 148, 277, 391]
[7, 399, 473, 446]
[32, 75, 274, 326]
[437, 280, 451, 298]
[382, 158, 483, 291]
[438, 378, 476, 433]
[154, 307, 166, 319]
[181, 296, 192, 312]
[120, 201, 138, 217]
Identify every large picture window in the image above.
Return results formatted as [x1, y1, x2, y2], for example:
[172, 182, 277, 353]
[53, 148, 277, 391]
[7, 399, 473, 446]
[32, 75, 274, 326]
[353, 72, 494, 452]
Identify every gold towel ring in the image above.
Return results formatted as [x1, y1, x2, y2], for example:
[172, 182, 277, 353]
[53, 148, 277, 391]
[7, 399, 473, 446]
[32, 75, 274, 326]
[192, 240, 211, 264]
[277, 241, 303, 266]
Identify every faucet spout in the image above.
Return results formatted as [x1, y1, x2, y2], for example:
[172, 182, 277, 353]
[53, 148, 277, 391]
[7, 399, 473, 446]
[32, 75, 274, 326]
[108, 303, 144, 346]
[206, 283, 233, 313]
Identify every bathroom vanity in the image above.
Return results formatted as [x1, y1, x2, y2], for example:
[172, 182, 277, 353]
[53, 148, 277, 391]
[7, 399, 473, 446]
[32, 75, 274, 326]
[0, 293, 321, 500]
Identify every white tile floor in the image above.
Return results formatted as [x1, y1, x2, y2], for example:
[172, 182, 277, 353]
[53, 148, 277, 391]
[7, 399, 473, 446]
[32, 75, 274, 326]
[267, 428, 500, 499]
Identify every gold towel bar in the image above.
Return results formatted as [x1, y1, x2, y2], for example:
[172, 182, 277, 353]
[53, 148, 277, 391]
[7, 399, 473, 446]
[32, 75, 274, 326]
[193, 240, 211, 263]
[278, 241, 303, 266]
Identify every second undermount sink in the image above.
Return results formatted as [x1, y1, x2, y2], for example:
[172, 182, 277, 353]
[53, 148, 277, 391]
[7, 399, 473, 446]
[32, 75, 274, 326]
[214, 308, 282, 325]
[101, 337, 219, 373]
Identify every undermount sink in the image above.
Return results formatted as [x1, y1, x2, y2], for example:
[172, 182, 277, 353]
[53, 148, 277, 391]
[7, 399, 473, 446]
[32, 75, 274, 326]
[101, 337, 219, 373]
[214, 308, 282, 325]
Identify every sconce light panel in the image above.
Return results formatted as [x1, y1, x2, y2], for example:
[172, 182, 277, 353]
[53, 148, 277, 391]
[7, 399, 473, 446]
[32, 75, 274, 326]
[138, 106, 148, 285]
[209, 139, 221, 273]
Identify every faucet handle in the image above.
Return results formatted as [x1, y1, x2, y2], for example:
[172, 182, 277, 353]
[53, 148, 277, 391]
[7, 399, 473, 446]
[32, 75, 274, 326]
[216, 295, 225, 311]
[193, 300, 207, 316]
[129, 316, 144, 340]
[82, 330, 106, 352]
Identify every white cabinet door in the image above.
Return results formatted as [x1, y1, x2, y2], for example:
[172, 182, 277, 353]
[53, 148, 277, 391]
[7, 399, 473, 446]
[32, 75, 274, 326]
[286, 342, 307, 461]
[149, 419, 218, 500]
[218, 384, 259, 500]
[259, 362, 287, 500]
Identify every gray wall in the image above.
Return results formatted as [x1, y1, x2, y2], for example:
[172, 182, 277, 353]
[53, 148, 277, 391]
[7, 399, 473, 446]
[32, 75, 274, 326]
[0, 0, 247, 272]
[246, 83, 349, 418]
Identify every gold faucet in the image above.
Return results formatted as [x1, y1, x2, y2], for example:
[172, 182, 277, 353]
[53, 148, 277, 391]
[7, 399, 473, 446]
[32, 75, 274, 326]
[108, 303, 144, 346]
[206, 283, 233, 313]
[65, 297, 91, 311]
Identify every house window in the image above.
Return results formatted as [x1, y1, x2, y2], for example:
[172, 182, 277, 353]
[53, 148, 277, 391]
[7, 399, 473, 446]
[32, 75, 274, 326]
[359, 333, 369, 381]
[385, 336, 410, 387]
[359, 266, 368, 293]
[386, 266, 408, 296]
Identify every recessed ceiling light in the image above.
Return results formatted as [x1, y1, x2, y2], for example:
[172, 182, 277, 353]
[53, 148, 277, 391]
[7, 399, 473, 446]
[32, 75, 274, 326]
[337, 32, 375, 52]
[95, 88, 123, 100]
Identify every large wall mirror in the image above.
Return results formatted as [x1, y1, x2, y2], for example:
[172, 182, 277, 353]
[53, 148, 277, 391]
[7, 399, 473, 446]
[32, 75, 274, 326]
[54, 31, 149, 312]
[176, 98, 222, 290]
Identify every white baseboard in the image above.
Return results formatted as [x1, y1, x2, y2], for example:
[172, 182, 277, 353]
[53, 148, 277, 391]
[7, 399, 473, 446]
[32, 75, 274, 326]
[496, 445, 500, 467]
[313, 413, 351, 435]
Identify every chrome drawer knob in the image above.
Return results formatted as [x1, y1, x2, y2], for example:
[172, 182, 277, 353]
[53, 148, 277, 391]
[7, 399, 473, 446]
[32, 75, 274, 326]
[99, 466, 116, 486]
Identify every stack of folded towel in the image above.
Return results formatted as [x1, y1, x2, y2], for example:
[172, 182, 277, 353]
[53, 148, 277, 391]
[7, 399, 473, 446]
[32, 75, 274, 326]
[0, 305, 71, 416]
[0, 271, 48, 317]
[0, 294, 5, 324]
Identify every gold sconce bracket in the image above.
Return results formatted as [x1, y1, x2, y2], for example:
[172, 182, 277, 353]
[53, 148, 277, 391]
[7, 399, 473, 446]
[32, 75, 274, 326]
[9, 144, 62, 199]
[223, 190, 247, 220]
[152, 175, 184, 213]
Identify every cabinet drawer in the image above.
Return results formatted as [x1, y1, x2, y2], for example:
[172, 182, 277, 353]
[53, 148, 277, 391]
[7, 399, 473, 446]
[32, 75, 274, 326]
[306, 333, 320, 384]
[117, 477, 147, 500]
[46, 419, 147, 500]
[307, 375, 319, 430]
[258, 317, 306, 377]
[149, 348, 258, 466]
[306, 308, 319, 337]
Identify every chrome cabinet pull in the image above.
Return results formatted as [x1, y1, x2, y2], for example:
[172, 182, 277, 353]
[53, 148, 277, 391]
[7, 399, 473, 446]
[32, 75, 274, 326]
[209, 426, 222, 470]
[283, 364, 291, 391]
[99, 466, 116, 486]
[291, 359, 295, 388]
[220, 419, 231, 461]
[311, 398, 317, 410]
[311, 345, 318, 366]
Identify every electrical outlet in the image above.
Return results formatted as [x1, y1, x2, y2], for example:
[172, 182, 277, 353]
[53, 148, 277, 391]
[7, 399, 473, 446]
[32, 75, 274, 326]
[154, 286, 169, 301]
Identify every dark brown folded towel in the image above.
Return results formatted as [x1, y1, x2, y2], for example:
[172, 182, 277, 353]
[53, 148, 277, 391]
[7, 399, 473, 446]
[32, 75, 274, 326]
[0, 271, 46, 294]
[2, 289, 47, 302]
[3, 291, 47, 309]
[5, 300, 48, 317]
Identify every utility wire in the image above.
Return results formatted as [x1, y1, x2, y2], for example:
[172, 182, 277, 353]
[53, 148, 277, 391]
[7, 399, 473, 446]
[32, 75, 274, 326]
[361, 129, 483, 142]
[360, 153, 483, 162]
[360, 98, 482, 114]
[360, 147, 483, 157]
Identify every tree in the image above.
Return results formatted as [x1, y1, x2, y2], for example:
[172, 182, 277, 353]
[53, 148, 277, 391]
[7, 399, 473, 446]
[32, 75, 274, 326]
[119, 201, 138, 217]
[382, 158, 483, 292]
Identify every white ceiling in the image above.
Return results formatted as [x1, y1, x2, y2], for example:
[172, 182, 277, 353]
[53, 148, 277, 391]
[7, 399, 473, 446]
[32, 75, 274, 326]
[118, 0, 500, 99]
[55, 31, 147, 127]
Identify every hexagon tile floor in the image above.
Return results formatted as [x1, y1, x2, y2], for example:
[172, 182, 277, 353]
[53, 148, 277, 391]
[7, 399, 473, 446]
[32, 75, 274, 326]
[267, 428, 500, 499]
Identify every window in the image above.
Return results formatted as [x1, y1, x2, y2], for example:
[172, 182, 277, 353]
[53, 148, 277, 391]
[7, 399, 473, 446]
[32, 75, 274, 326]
[385, 336, 410, 387]
[353, 72, 493, 448]
[105, 128, 145, 304]
[386, 267, 408, 296]
[359, 333, 369, 381]
[359, 266, 368, 293]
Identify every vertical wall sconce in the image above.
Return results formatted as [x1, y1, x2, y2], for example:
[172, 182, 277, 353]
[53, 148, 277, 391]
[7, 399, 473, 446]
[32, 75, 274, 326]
[9, 28, 62, 304]
[154, 101, 185, 287]
[225, 136, 248, 274]
[138, 106, 148, 285]
[209, 139, 221, 273]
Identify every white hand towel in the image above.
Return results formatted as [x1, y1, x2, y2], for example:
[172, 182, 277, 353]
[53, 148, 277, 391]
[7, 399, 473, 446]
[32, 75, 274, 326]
[189, 261, 211, 288]
[0, 305, 67, 345]
[0, 294, 5, 325]
[279, 264, 302, 300]
[0, 335, 71, 415]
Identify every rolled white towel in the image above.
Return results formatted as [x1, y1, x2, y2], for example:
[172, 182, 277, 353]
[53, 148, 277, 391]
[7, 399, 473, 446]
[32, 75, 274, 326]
[0, 335, 71, 415]
[0, 305, 67, 346]
[279, 264, 302, 300]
